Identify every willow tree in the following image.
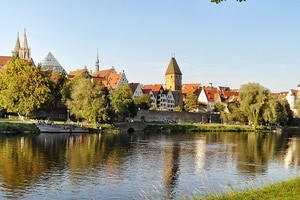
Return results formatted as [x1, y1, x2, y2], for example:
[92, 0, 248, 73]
[0, 58, 51, 117]
[239, 82, 270, 128]
[263, 96, 292, 126]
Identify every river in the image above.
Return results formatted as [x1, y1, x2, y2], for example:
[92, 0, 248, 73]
[0, 130, 300, 199]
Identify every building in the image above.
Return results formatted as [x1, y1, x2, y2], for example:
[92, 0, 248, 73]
[41, 52, 65, 73]
[198, 86, 222, 112]
[165, 57, 183, 108]
[128, 83, 144, 99]
[143, 84, 166, 109]
[12, 30, 31, 59]
[165, 57, 182, 91]
[0, 30, 34, 70]
[0, 56, 11, 70]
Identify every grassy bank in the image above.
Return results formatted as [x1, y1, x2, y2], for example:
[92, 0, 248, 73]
[0, 119, 39, 134]
[145, 123, 255, 133]
[200, 176, 300, 200]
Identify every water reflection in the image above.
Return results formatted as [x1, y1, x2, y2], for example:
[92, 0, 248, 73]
[163, 141, 180, 198]
[285, 137, 300, 169]
[0, 131, 299, 199]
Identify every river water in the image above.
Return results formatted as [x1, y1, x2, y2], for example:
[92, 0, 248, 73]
[0, 130, 300, 199]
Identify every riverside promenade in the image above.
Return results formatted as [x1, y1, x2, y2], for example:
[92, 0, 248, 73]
[36, 122, 89, 133]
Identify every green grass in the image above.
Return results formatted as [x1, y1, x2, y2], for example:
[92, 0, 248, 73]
[198, 176, 300, 200]
[145, 123, 255, 133]
[0, 118, 39, 133]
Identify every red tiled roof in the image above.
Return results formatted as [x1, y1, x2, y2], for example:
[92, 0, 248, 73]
[203, 87, 219, 102]
[67, 68, 91, 80]
[106, 73, 122, 90]
[143, 84, 163, 92]
[0, 56, 11, 67]
[275, 91, 289, 100]
[182, 83, 202, 96]
[219, 88, 239, 103]
[142, 88, 152, 94]
[92, 76, 106, 83]
[128, 83, 140, 92]
[94, 67, 116, 78]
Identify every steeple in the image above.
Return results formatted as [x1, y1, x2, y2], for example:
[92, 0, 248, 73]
[95, 49, 99, 73]
[22, 29, 29, 49]
[164, 56, 183, 108]
[165, 56, 182, 91]
[165, 56, 182, 76]
[12, 32, 21, 57]
[18, 29, 31, 59]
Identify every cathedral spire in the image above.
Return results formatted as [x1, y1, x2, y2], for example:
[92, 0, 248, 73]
[22, 29, 29, 49]
[95, 48, 99, 73]
[19, 29, 31, 59]
[12, 32, 21, 57]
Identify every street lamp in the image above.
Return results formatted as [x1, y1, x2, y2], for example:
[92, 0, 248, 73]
[67, 109, 70, 122]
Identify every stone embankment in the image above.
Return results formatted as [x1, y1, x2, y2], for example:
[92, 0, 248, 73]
[132, 110, 220, 123]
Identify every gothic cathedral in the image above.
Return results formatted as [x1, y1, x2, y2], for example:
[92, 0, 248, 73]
[12, 30, 31, 59]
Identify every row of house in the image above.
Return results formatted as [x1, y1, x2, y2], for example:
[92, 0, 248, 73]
[1, 30, 300, 115]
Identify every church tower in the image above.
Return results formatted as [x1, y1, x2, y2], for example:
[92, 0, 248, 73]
[95, 49, 99, 73]
[12, 29, 31, 59]
[165, 56, 183, 108]
[12, 32, 21, 57]
[165, 56, 182, 91]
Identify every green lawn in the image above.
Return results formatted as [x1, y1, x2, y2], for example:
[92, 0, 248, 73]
[198, 176, 300, 200]
[0, 118, 39, 133]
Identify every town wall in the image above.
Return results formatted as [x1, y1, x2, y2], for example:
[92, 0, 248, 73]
[132, 110, 221, 124]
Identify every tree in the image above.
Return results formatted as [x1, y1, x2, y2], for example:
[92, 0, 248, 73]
[184, 93, 198, 112]
[211, 0, 246, 3]
[66, 77, 111, 125]
[110, 84, 137, 121]
[226, 102, 247, 124]
[295, 98, 300, 118]
[42, 71, 67, 111]
[0, 58, 51, 117]
[239, 83, 270, 128]
[134, 94, 152, 110]
[264, 97, 292, 126]
[214, 102, 225, 112]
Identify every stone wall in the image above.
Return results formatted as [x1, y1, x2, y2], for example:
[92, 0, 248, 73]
[132, 110, 221, 124]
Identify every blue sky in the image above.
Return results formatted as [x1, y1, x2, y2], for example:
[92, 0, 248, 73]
[1, 0, 300, 92]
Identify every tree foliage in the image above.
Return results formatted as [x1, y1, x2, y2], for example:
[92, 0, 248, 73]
[214, 102, 225, 112]
[263, 97, 292, 126]
[294, 98, 300, 118]
[239, 83, 270, 128]
[134, 94, 152, 110]
[0, 58, 51, 116]
[184, 93, 198, 112]
[239, 83, 292, 128]
[222, 102, 247, 124]
[42, 71, 67, 110]
[211, 0, 246, 3]
[110, 84, 137, 121]
[66, 77, 111, 125]
[60, 75, 85, 103]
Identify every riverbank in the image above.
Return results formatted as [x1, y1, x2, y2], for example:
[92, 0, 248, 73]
[0, 119, 117, 134]
[200, 176, 300, 200]
[144, 123, 276, 133]
[2, 119, 300, 134]
[0, 120, 39, 134]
